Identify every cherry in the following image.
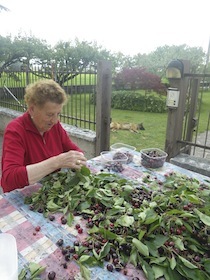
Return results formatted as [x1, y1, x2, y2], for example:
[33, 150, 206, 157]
[69, 247, 76, 253]
[35, 226, 41, 232]
[176, 228, 182, 235]
[56, 239, 64, 246]
[63, 262, 68, 269]
[75, 224, 80, 229]
[194, 255, 201, 262]
[48, 214, 55, 221]
[29, 205, 34, 211]
[183, 205, 189, 211]
[61, 216, 67, 224]
[87, 221, 94, 228]
[74, 240, 80, 246]
[107, 264, 114, 272]
[73, 254, 79, 260]
[78, 228, 83, 234]
[48, 271, 56, 280]
[62, 248, 68, 255]
[113, 258, 119, 265]
[65, 254, 71, 261]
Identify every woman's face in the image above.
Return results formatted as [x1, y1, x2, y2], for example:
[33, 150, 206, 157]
[29, 101, 63, 134]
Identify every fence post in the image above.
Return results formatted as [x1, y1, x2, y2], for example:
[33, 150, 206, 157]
[95, 60, 112, 156]
[165, 60, 190, 160]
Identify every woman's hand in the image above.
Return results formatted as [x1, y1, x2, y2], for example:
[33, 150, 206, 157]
[56, 150, 87, 169]
[26, 151, 87, 186]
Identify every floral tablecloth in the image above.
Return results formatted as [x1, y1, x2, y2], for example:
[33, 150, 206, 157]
[0, 151, 209, 279]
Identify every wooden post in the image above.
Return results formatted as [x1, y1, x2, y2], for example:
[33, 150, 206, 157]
[95, 60, 112, 156]
[185, 78, 200, 150]
[165, 60, 190, 160]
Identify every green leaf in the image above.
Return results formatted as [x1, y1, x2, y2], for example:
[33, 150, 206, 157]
[194, 209, 210, 226]
[130, 247, 138, 267]
[170, 255, 176, 270]
[29, 262, 45, 277]
[79, 255, 92, 263]
[178, 255, 198, 269]
[78, 263, 91, 280]
[98, 242, 110, 260]
[78, 201, 91, 211]
[138, 208, 158, 224]
[67, 212, 74, 226]
[172, 237, 185, 251]
[152, 234, 168, 248]
[79, 166, 91, 176]
[79, 255, 99, 267]
[132, 238, 149, 257]
[152, 264, 165, 278]
[116, 214, 134, 227]
[138, 229, 146, 241]
[140, 257, 155, 280]
[93, 248, 99, 260]
[204, 259, 210, 273]
[150, 256, 166, 264]
[98, 227, 118, 240]
[18, 268, 27, 280]
[46, 200, 61, 212]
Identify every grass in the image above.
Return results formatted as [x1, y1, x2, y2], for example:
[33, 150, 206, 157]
[110, 110, 167, 152]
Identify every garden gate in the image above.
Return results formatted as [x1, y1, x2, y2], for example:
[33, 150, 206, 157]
[165, 59, 210, 165]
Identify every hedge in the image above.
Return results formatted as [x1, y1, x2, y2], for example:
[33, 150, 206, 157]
[111, 91, 167, 113]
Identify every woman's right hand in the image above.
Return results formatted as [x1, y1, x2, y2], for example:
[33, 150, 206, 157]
[56, 150, 87, 170]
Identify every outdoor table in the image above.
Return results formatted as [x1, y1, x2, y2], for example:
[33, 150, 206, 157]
[0, 151, 209, 280]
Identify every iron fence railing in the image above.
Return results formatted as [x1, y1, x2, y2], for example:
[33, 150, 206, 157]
[0, 66, 97, 130]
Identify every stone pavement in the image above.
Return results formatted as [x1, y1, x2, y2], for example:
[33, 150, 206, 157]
[191, 131, 210, 159]
[170, 132, 210, 178]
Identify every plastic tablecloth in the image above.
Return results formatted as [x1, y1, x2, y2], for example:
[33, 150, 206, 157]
[0, 151, 209, 280]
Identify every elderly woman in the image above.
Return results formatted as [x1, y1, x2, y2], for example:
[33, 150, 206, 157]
[1, 79, 87, 192]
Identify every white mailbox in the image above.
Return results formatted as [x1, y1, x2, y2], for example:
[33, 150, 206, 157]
[166, 88, 180, 108]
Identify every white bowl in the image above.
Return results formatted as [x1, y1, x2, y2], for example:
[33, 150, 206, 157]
[100, 151, 128, 164]
[110, 143, 136, 163]
[0, 233, 18, 280]
[110, 143, 136, 152]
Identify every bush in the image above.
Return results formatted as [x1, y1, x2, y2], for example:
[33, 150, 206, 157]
[111, 91, 167, 113]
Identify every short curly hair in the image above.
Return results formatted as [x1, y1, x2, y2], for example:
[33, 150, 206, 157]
[24, 79, 67, 108]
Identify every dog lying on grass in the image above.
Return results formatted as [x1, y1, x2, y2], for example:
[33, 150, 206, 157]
[110, 121, 145, 133]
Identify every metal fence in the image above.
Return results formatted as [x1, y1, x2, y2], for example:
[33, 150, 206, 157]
[0, 66, 97, 130]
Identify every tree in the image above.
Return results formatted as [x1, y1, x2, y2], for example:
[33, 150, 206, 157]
[52, 39, 111, 85]
[0, 35, 113, 85]
[110, 52, 134, 74]
[0, 34, 52, 82]
[133, 45, 206, 77]
[114, 67, 167, 94]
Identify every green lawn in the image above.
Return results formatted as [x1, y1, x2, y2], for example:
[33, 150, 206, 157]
[110, 110, 167, 152]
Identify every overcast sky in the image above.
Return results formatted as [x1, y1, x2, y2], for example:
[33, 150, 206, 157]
[0, 0, 210, 56]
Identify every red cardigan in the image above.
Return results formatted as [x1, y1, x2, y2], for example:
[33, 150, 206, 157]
[1, 112, 82, 192]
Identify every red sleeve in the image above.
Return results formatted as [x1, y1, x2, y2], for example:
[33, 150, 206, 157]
[1, 129, 29, 193]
